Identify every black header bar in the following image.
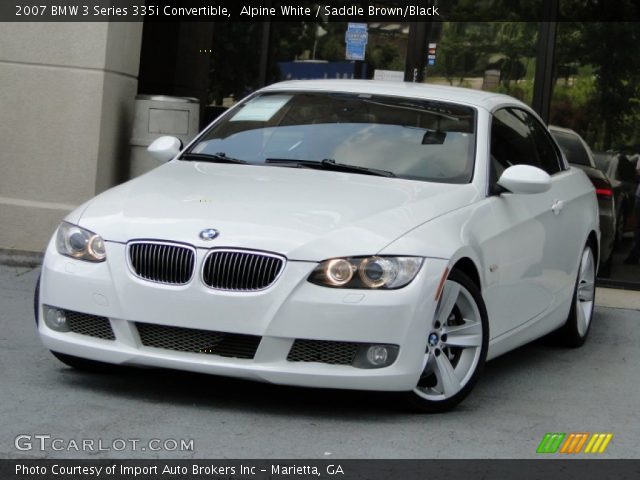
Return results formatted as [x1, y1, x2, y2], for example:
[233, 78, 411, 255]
[2, 0, 640, 22]
[3, 459, 640, 480]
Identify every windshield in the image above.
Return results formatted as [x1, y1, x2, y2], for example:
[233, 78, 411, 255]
[187, 91, 477, 184]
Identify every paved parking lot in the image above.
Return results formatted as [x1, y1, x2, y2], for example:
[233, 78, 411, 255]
[1, 264, 639, 459]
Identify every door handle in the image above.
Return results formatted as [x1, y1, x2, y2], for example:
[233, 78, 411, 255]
[551, 199, 564, 215]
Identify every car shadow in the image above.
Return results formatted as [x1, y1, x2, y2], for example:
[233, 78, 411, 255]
[52, 334, 576, 419]
[56, 362, 399, 418]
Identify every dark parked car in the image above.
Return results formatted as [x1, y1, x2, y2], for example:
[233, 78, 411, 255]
[550, 126, 617, 274]
[593, 151, 637, 241]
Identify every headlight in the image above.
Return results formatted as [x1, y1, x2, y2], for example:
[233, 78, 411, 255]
[55, 222, 106, 262]
[308, 256, 423, 289]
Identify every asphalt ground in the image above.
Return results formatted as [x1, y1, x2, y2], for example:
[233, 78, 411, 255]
[1, 264, 638, 459]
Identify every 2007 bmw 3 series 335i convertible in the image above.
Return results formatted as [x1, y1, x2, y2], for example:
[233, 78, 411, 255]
[36, 80, 599, 412]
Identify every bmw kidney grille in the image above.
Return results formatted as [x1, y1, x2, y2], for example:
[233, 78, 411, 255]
[128, 241, 196, 285]
[202, 249, 285, 291]
[128, 242, 285, 291]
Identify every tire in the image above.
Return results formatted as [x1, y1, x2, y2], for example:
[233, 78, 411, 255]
[558, 242, 596, 348]
[405, 269, 489, 413]
[50, 351, 122, 373]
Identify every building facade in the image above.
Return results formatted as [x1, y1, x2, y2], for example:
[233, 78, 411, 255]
[0, 14, 638, 286]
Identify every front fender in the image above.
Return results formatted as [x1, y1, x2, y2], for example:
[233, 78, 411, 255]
[378, 201, 491, 291]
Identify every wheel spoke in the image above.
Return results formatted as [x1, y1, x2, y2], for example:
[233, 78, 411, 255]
[576, 296, 588, 335]
[434, 353, 461, 397]
[580, 250, 595, 283]
[441, 320, 481, 336]
[580, 250, 593, 277]
[444, 333, 482, 348]
[421, 352, 434, 372]
[436, 282, 460, 325]
[580, 249, 589, 274]
[578, 280, 595, 302]
[578, 249, 595, 302]
[442, 320, 482, 348]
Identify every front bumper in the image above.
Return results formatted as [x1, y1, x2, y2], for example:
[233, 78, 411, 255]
[37, 240, 448, 391]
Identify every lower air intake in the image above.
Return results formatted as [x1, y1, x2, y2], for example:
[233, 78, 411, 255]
[135, 322, 260, 359]
[287, 339, 361, 365]
[65, 310, 115, 340]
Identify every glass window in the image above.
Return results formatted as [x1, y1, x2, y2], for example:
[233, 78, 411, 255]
[491, 108, 562, 178]
[550, 17, 640, 283]
[525, 115, 564, 174]
[491, 108, 542, 177]
[422, 22, 539, 106]
[268, 18, 410, 84]
[550, 130, 592, 167]
[208, 22, 263, 106]
[189, 91, 477, 184]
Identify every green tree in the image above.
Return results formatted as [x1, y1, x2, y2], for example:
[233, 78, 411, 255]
[208, 21, 318, 104]
[430, 22, 537, 93]
[208, 22, 263, 105]
[552, 15, 640, 149]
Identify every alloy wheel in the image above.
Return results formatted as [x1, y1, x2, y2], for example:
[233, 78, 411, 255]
[576, 246, 596, 337]
[413, 279, 484, 401]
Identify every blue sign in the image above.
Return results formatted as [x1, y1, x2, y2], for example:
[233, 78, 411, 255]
[345, 23, 368, 61]
[278, 61, 366, 80]
[346, 43, 366, 61]
[428, 58, 436, 66]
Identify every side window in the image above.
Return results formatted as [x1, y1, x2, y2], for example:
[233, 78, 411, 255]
[490, 108, 541, 183]
[519, 110, 563, 174]
[490, 108, 562, 184]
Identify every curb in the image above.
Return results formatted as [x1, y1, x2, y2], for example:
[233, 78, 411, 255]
[0, 248, 43, 268]
[597, 278, 640, 291]
[595, 287, 640, 311]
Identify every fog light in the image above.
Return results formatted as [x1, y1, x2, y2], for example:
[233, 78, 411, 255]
[352, 343, 399, 369]
[43, 306, 69, 332]
[367, 346, 389, 365]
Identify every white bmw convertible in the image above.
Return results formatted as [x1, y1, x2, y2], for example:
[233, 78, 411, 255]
[36, 80, 599, 412]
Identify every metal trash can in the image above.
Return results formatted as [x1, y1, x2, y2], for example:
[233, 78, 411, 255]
[128, 95, 200, 178]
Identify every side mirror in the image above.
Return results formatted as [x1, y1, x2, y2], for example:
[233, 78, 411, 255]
[497, 165, 551, 194]
[147, 136, 182, 163]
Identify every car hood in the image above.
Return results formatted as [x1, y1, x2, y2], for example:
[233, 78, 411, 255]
[77, 161, 479, 261]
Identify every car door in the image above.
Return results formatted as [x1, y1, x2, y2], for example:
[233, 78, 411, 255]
[482, 107, 575, 338]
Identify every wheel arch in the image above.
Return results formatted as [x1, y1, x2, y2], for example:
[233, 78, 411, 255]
[451, 257, 482, 291]
[587, 229, 599, 266]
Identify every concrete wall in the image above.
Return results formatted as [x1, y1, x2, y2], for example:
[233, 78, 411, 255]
[0, 22, 143, 253]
